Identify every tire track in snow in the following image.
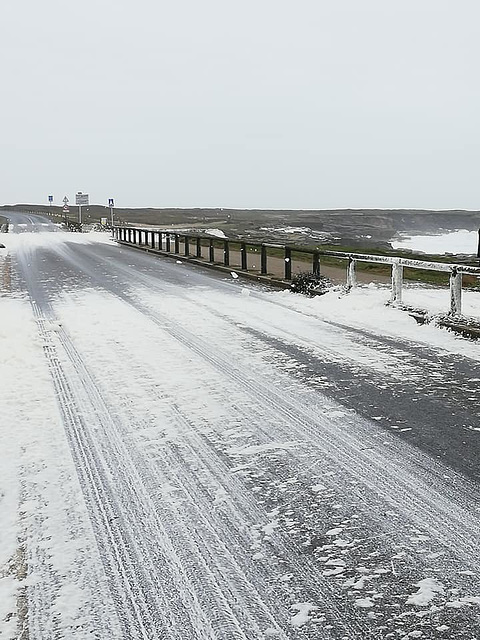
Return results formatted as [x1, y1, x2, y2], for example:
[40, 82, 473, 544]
[18, 244, 298, 639]
[23, 238, 480, 637]
[56, 285, 480, 637]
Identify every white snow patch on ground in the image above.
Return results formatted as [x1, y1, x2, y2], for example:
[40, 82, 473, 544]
[325, 527, 343, 536]
[289, 602, 318, 627]
[354, 597, 375, 608]
[260, 226, 312, 234]
[392, 229, 478, 255]
[446, 596, 480, 608]
[205, 228, 227, 238]
[406, 578, 445, 606]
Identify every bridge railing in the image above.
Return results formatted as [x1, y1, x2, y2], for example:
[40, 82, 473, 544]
[113, 227, 480, 317]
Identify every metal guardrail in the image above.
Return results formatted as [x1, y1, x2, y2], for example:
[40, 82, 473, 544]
[113, 227, 480, 317]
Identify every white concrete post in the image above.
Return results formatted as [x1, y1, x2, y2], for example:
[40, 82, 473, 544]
[391, 260, 404, 304]
[449, 268, 462, 315]
[346, 258, 357, 290]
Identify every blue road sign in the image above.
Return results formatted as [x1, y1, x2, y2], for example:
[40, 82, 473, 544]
[48, 195, 53, 203]
[108, 198, 114, 207]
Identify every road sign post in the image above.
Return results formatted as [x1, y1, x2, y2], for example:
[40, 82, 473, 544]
[108, 198, 115, 236]
[62, 196, 69, 225]
[75, 192, 89, 225]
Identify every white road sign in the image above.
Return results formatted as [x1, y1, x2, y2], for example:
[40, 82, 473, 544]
[75, 192, 89, 206]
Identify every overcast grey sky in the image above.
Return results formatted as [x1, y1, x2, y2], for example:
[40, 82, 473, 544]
[2, 0, 480, 209]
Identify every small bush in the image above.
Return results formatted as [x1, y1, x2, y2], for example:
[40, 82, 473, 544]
[290, 271, 332, 296]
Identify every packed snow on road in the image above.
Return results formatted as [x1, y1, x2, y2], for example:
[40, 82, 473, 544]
[1, 224, 480, 639]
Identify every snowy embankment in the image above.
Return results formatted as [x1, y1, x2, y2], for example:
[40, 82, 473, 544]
[276, 284, 480, 352]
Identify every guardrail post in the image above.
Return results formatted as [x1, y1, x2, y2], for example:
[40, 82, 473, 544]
[284, 247, 292, 280]
[209, 239, 215, 262]
[174, 234, 180, 254]
[185, 235, 190, 257]
[346, 257, 357, 289]
[261, 245, 267, 274]
[158, 232, 162, 250]
[241, 243, 247, 270]
[450, 267, 462, 315]
[313, 251, 320, 276]
[224, 240, 230, 266]
[391, 260, 403, 304]
[166, 233, 171, 252]
[151, 231, 155, 249]
[196, 237, 202, 258]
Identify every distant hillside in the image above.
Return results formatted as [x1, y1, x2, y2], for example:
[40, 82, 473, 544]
[2, 204, 479, 249]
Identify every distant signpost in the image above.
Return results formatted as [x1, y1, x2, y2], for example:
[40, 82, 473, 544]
[75, 192, 89, 224]
[108, 198, 115, 234]
[62, 196, 69, 224]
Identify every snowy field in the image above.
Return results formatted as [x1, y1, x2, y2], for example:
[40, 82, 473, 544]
[392, 229, 478, 255]
[1, 220, 480, 639]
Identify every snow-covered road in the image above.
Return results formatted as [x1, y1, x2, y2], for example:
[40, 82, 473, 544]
[1, 213, 480, 639]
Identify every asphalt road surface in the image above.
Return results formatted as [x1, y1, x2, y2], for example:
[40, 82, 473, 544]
[2, 212, 480, 639]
